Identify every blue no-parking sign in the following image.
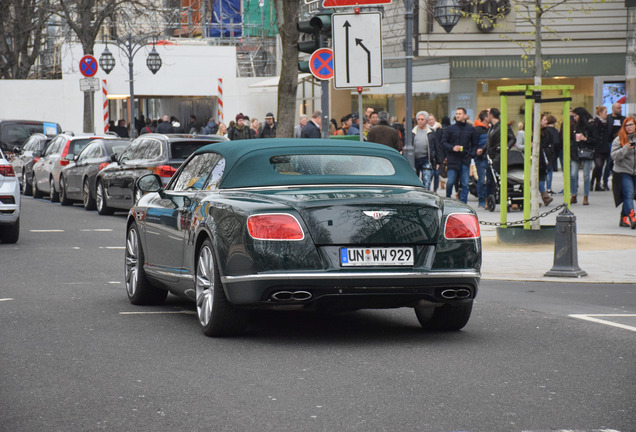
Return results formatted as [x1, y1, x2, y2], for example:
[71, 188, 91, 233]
[309, 48, 334, 81]
[79, 55, 98, 77]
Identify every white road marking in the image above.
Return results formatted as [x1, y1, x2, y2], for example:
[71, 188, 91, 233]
[120, 311, 196, 315]
[0, 298, 14, 302]
[569, 314, 636, 333]
[80, 229, 113, 232]
[30, 229, 64, 233]
[108, 281, 120, 284]
[100, 246, 125, 250]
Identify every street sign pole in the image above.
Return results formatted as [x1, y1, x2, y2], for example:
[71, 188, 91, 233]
[317, 7, 330, 139]
[79, 55, 99, 133]
[357, 87, 363, 141]
[403, 0, 415, 168]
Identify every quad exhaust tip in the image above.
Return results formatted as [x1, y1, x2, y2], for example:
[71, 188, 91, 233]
[441, 289, 471, 300]
[270, 290, 312, 302]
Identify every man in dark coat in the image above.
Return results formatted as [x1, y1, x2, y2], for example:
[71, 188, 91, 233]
[156, 115, 175, 134]
[442, 107, 478, 203]
[366, 111, 402, 152]
[227, 113, 253, 140]
[604, 102, 625, 190]
[301, 111, 322, 138]
[259, 112, 277, 138]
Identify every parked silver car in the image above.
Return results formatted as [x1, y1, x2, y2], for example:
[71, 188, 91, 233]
[0, 148, 21, 243]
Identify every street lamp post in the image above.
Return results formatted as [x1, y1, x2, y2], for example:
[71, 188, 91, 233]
[99, 35, 162, 137]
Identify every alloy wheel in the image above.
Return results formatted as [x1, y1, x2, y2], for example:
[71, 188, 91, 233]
[83, 180, 90, 207]
[195, 245, 215, 327]
[125, 227, 139, 298]
[96, 183, 104, 211]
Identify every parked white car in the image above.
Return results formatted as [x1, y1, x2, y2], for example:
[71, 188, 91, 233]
[0, 148, 20, 243]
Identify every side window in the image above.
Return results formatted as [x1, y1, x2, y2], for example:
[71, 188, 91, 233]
[44, 137, 61, 156]
[118, 144, 135, 163]
[144, 140, 162, 160]
[77, 143, 97, 162]
[23, 137, 35, 151]
[205, 158, 226, 190]
[170, 153, 221, 192]
[132, 140, 151, 160]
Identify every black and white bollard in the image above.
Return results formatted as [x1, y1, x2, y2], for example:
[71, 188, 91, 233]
[544, 207, 587, 278]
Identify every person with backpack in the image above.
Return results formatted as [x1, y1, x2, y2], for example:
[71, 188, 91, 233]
[203, 116, 219, 135]
[227, 114, 253, 141]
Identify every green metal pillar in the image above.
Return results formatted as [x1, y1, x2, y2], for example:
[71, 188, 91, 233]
[523, 89, 534, 229]
[563, 88, 571, 209]
[499, 92, 508, 226]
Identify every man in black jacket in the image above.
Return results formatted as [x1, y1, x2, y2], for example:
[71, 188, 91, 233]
[301, 111, 322, 138]
[442, 108, 478, 203]
[259, 112, 277, 138]
[604, 102, 625, 190]
[228, 113, 253, 140]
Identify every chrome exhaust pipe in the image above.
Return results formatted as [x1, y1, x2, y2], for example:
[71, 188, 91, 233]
[271, 291, 293, 301]
[456, 289, 471, 299]
[270, 290, 312, 302]
[291, 291, 312, 301]
[441, 289, 457, 299]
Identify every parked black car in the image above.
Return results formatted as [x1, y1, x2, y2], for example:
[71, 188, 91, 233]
[95, 134, 228, 215]
[32, 133, 110, 202]
[59, 138, 131, 208]
[0, 120, 62, 157]
[10, 133, 54, 196]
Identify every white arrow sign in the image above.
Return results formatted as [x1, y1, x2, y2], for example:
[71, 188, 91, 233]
[332, 12, 383, 89]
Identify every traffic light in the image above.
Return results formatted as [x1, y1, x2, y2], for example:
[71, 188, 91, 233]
[297, 11, 333, 72]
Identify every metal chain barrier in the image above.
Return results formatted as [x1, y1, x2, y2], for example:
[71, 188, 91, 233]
[479, 203, 567, 227]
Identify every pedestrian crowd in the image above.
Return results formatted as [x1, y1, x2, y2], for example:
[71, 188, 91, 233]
[108, 102, 634, 229]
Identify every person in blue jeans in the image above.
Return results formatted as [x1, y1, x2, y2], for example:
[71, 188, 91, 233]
[611, 117, 636, 228]
[473, 110, 490, 208]
[442, 108, 478, 204]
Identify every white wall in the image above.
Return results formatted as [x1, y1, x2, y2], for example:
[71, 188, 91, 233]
[0, 42, 279, 133]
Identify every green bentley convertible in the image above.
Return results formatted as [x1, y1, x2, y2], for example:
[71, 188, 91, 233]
[125, 138, 481, 337]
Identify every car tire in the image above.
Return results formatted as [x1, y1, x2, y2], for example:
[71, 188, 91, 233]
[196, 238, 248, 337]
[96, 181, 114, 215]
[32, 175, 43, 198]
[49, 178, 59, 203]
[0, 218, 20, 244]
[22, 172, 32, 196]
[415, 302, 473, 331]
[83, 178, 96, 210]
[125, 222, 168, 305]
[59, 176, 72, 206]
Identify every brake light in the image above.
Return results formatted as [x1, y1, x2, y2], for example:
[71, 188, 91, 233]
[153, 165, 177, 178]
[33, 157, 41, 163]
[60, 140, 71, 166]
[247, 214, 304, 241]
[98, 162, 109, 171]
[0, 164, 15, 177]
[444, 213, 480, 239]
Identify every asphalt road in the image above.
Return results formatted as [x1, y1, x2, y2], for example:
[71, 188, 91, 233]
[1, 197, 634, 432]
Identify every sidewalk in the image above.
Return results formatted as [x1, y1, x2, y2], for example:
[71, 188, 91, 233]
[440, 170, 636, 283]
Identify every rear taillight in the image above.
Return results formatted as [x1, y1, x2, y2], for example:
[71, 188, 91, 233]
[59, 140, 71, 166]
[0, 164, 15, 177]
[153, 165, 177, 178]
[444, 213, 480, 239]
[33, 157, 41, 163]
[247, 214, 304, 241]
[98, 162, 109, 171]
[60, 159, 70, 166]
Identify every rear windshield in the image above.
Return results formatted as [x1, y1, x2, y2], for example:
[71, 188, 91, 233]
[170, 141, 213, 160]
[1, 122, 60, 149]
[270, 154, 396, 176]
[70, 139, 93, 155]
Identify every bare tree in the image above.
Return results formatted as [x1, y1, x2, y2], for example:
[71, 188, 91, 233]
[0, 0, 54, 79]
[55, 0, 163, 132]
[273, 0, 300, 138]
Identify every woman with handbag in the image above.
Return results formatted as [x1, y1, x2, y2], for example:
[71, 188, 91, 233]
[611, 117, 636, 228]
[570, 107, 597, 205]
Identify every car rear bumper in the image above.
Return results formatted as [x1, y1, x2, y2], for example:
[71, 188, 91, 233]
[221, 270, 480, 309]
[0, 180, 20, 224]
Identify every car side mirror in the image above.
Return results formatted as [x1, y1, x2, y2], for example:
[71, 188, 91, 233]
[110, 153, 118, 163]
[136, 173, 163, 193]
[13, 146, 21, 153]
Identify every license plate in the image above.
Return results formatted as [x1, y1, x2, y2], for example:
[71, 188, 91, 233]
[340, 247, 414, 267]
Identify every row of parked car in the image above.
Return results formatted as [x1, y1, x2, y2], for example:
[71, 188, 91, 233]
[8, 127, 228, 228]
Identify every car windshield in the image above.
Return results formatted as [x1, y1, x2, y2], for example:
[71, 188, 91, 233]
[170, 141, 214, 160]
[270, 154, 396, 176]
